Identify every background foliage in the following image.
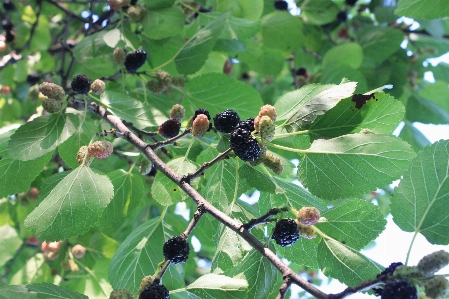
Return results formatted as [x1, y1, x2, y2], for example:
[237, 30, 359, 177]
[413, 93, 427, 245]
[0, 0, 449, 298]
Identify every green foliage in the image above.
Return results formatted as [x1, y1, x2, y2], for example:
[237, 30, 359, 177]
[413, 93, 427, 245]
[1, 0, 449, 298]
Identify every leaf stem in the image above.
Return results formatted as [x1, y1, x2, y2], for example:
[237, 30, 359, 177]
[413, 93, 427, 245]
[266, 142, 306, 154]
[273, 130, 309, 139]
[405, 231, 418, 266]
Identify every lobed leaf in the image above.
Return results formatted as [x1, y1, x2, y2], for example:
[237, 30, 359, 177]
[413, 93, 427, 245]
[391, 140, 449, 244]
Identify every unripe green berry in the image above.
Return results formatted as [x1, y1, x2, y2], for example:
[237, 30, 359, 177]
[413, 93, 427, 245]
[418, 250, 449, 276]
[298, 224, 316, 239]
[171, 76, 186, 87]
[170, 104, 186, 123]
[42, 97, 63, 113]
[259, 115, 275, 142]
[262, 152, 284, 174]
[146, 80, 165, 94]
[156, 70, 172, 87]
[90, 79, 105, 95]
[249, 144, 267, 166]
[424, 275, 449, 299]
[39, 82, 65, 101]
[109, 289, 133, 299]
[76, 146, 93, 166]
[128, 6, 147, 22]
[113, 48, 126, 65]
[139, 275, 155, 291]
[139, 158, 153, 175]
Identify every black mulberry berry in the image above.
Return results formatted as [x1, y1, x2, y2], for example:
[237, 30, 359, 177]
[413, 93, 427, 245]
[5, 31, 14, 43]
[337, 11, 347, 22]
[345, 0, 357, 6]
[274, 0, 288, 10]
[272, 219, 299, 247]
[27, 73, 40, 85]
[163, 236, 190, 264]
[296, 67, 307, 77]
[213, 109, 240, 133]
[139, 283, 170, 299]
[381, 279, 417, 299]
[2, 20, 12, 31]
[158, 119, 181, 138]
[3, 0, 14, 11]
[377, 262, 403, 278]
[235, 118, 255, 132]
[125, 49, 147, 73]
[71, 75, 91, 94]
[230, 127, 261, 161]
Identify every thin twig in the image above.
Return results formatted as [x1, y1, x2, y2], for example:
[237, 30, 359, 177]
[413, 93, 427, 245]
[182, 148, 232, 183]
[276, 275, 292, 299]
[151, 129, 192, 151]
[181, 204, 206, 238]
[155, 261, 171, 280]
[242, 207, 289, 231]
[122, 120, 158, 137]
[328, 278, 383, 299]
[45, 0, 89, 22]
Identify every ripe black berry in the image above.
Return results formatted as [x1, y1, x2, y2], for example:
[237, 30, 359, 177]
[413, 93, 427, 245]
[345, 0, 357, 6]
[213, 109, 240, 133]
[71, 75, 91, 94]
[3, 0, 14, 11]
[296, 67, 307, 76]
[158, 119, 181, 138]
[5, 31, 14, 43]
[2, 20, 12, 31]
[337, 11, 347, 22]
[272, 219, 299, 247]
[27, 73, 40, 85]
[130, 0, 137, 5]
[230, 127, 261, 161]
[139, 283, 170, 299]
[381, 279, 417, 299]
[235, 118, 255, 132]
[163, 236, 190, 264]
[274, 0, 288, 10]
[377, 262, 403, 278]
[124, 49, 147, 73]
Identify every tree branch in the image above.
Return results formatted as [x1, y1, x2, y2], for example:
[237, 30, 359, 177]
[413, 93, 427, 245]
[276, 275, 292, 299]
[242, 207, 289, 231]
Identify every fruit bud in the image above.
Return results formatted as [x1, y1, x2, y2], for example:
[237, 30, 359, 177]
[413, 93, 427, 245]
[76, 146, 93, 166]
[128, 6, 147, 22]
[262, 152, 284, 174]
[169, 104, 186, 123]
[296, 207, 320, 226]
[171, 76, 186, 87]
[139, 275, 155, 291]
[71, 244, 86, 259]
[155, 70, 172, 87]
[424, 275, 449, 299]
[298, 224, 316, 239]
[113, 48, 126, 65]
[88, 141, 114, 159]
[146, 80, 165, 94]
[42, 97, 63, 113]
[90, 79, 105, 94]
[259, 115, 275, 142]
[192, 114, 210, 139]
[418, 250, 449, 276]
[39, 82, 65, 101]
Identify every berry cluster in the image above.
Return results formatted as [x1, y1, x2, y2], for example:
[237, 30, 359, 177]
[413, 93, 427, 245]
[139, 283, 170, 299]
[39, 82, 66, 113]
[70, 75, 105, 95]
[272, 219, 299, 247]
[381, 279, 417, 299]
[163, 236, 190, 264]
[146, 70, 174, 94]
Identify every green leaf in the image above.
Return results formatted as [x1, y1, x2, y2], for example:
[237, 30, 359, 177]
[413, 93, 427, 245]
[399, 122, 431, 153]
[228, 249, 277, 299]
[99, 91, 166, 128]
[262, 11, 304, 51]
[323, 43, 363, 69]
[8, 114, 80, 161]
[198, 13, 261, 40]
[308, 92, 405, 139]
[298, 134, 416, 200]
[24, 167, 114, 241]
[0, 224, 22, 267]
[214, 0, 263, 20]
[276, 81, 357, 132]
[58, 121, 98, 169]
[172, 274, 247, 298]
[99, 169, 144, 228]
[10, 253, 53, 284]
[0, 283, 87, 299]
[259, 177, 328, 212]
[0, 130, 52, 198]
[277, 238, 319, 268]
[175, 12, 228, 75]
[142, 0, 174, 10]
[357, 27, 404, 68]
[239, 164, 277, 194]
[299, 0, 339, 25]
[238, 39, 285, 76]
[142, 7, 185, 40]
[103, 28, 135, 49]
[395, 0, 449, 19]
[391, 140, 449, 244]
[318, 239, 383, 286]
[316, 199, 386, 250]
[405, 94, 449, 124]
[320, 63, 368, 94]
[151, 157, 198, 206]
[184, 73, 264, 120]
[108, 217, 185, 291]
